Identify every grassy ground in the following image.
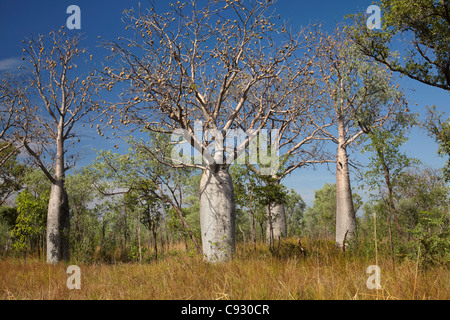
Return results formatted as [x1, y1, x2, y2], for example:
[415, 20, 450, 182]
[0, 238, 448, 300]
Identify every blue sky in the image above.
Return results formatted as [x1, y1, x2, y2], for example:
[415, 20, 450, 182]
[0, 0, 448, 208]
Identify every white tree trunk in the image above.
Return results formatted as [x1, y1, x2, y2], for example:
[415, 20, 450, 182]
[266, 203, 286, 243]
[46, 125, 70, 264]
[335, 136, 356, 248]
[199, 164, 235, 262]
[47, 182, 70, 264]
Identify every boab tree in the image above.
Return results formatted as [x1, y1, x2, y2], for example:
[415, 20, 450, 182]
[305, 27, 408, 248]
[101, 0, 308, 262]
[347, 0, 450, 91]
[19, 29, 98, 263]
[244, 74, 332, 244]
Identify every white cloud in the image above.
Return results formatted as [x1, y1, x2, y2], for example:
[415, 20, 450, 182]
[0, 57, 23, 71]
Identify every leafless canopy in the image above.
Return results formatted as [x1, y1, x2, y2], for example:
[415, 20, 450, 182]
[101, 0, 312, 170]
[19, 28, 99, 183]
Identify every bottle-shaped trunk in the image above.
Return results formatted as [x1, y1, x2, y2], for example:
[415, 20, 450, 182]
[266, 202, 287, 243]
[46, 124, 70, 264]
[47, 181, 70, 263]
[199, 164, 235, 262]
[335, 123, 356, 248]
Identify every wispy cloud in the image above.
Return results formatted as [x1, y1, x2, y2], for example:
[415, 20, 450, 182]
[0, 57, 23, 71]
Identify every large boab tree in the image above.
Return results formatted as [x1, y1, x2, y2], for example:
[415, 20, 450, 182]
[101, 1, 308, 262]
[19, 29, 98, 263]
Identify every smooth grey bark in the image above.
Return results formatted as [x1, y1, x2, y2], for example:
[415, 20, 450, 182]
[266, 203, 287, 244]
[335, 117, 356, 248]
[47, 181, 70, 263]
[46, 124, 70, 264]
[199, 164, 235, 263]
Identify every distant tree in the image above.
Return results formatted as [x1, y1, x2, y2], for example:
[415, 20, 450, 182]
[230, 164, 267, 245]
[303, 183, 362, 240]
[11, 189, 48, 261]
[305, 27, 407, 248]
[253, 176, 288, 248]
[284, 189, 306, 238]
[0, 143, 27, 206]
[0, 72, 27, 169]
[65, 169, 102, 262]
[362, 112, 418, 267]
[362, 112, 418, 237]
[347, 0, 450, 91]
[91, 133, 202, 254]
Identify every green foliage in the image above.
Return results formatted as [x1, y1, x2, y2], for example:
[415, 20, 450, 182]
[346, 0, 450, 90]
[407, 211, 450, 269]
[358, 167, 449, 264]
[361, 112, 419, 195]
[424, 106, 450, 181]
[10, 189, 48, 253]
[65, 168, 102, 262]
[0, 142, 27, 204]
[253, 176, 288, 208]
[0, 206, 18, 228]
[285, 189, 306, 237]
[303, 183, 362, 239]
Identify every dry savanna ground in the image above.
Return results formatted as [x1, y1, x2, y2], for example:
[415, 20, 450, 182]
[0, 239, 448, 300]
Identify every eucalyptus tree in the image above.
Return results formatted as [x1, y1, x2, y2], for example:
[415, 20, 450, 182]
[18, 29, 99, 263]
[91, 133, 202, 254]
[361, 111, 418, 267]
[347, 0, 450, 91]
[424, 106, 450, 182]
[100, 0, 309, 262]
[304, 27, 409, 248]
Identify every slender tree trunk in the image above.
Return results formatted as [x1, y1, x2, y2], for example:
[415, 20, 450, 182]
[248, 188, 256, 247]
[152, 224, 158, 261]
[173, 206, 201, 254]
[137, 212, 142, 264]
[380, 158, 403, 237]
[199, 164, 235, 262]
[335, 117, 356, 248]
[387, 209, 396, 271]
[46, 124, 70, 264]
[267, 205, 274, 248]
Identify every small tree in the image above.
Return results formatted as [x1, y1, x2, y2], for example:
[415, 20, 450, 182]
[253, 176, 287, 248]
[11, 189, 48, 261]
[91, 133, 202, 254]
[362, 112, 418, 268]
[347, 0, 450, 91]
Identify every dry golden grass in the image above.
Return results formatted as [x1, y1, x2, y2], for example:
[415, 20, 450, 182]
[0, 239, 448, 300]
